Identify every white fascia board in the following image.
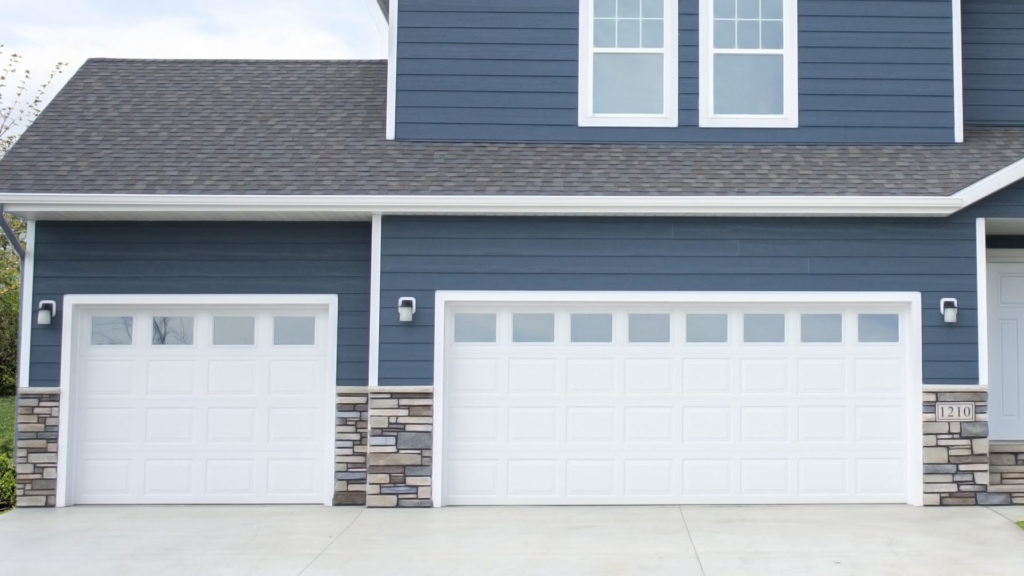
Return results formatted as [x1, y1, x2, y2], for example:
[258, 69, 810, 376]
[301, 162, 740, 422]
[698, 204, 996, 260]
[0, 193, 965, 218]
[953, 156, 1024, 207]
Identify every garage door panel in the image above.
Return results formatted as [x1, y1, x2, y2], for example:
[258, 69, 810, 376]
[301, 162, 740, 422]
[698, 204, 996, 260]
[445, 302, 911, 505]
[71, 304, 331, 505]
[207, 361, 259, 395]
[147, 361, 197, 395]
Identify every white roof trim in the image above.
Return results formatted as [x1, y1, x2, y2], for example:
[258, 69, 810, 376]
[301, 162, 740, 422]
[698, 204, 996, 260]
[952, 155, 1024, 207]
[0, 193, 962, 219]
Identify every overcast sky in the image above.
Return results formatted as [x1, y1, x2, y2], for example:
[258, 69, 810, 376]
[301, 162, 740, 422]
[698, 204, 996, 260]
[1, 0, 386, 135]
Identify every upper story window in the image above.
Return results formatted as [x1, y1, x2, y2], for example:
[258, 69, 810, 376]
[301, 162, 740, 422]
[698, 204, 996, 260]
[579, 0, 679, 127]
[699, 0, 799, 128]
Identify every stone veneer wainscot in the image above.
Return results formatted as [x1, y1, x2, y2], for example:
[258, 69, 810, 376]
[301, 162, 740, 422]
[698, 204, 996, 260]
[15, 388, 61, 507]
[334, 387, 369, 505]
[921, 385, 996, 505]
[366, 387, 433, 507]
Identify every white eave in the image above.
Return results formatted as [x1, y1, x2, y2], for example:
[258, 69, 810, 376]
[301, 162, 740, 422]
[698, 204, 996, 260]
[0, 192, 964, 220]
[1, 156, 1023, 220]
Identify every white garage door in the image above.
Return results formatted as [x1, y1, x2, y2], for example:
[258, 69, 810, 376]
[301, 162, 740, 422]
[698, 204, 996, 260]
[442, 298, 913, 505]
[69, 301, 334, 505]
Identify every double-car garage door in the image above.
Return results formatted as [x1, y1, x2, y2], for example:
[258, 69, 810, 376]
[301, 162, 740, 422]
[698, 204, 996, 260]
[442, 298, 913, 505]
[68, 300, 334, 505]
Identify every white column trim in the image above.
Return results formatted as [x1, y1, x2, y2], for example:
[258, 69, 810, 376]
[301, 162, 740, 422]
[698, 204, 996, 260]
[976, 218, 988, 388]
[17, 220, 35, 388]
[952, 0, 964, 143]
[369, 214, 382, 388]
[385, 0, 398, 140]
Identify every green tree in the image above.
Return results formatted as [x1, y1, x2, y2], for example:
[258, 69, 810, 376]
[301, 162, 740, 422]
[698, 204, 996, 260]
[0, 47, 66, 395]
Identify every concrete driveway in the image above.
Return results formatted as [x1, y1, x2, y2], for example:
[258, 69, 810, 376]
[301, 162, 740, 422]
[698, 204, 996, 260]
[1, 505, 1023, 576]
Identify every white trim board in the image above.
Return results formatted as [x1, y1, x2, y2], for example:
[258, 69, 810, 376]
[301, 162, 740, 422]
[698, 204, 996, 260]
[385, 0, 398, 140]
[368, 214, 382, 388]
[55, 293, 339, 507]
[952, 0, 964, 144]
[976, 218, 989, 389]
[431, 290, 925, 507]
[17, 220, 35, 388]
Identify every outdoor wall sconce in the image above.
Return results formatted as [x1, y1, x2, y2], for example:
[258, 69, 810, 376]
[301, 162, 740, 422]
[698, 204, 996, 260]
[398, 297, 417, 323]
[37, 300, 57, 326]
[940, 298, 959, 324]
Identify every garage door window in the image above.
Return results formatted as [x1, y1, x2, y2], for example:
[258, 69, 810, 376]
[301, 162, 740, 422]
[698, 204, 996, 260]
[152, 316, 194, 345]
[274, 316, 316, 345]
[454, 313, 497, 343]
[743, 313, 785, 343]
[91, 316, 133, 345]
[800, 314, 842, 343]
[628, 313, 670, 343]
[571, 313, 613, 343]
[513, 313, 555, 343]
[213, 316, 256, 345]
[858, 314, 900, 343]
[686, 313, 728, 343]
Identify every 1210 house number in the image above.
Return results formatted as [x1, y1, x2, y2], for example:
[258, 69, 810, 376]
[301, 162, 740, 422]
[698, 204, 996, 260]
[935, 403, 975, 422]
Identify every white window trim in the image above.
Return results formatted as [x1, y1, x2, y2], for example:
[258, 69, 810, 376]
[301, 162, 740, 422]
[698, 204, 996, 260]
[578, 0, 679, 128]
[699, 0, 799, 128]
[56, 293, 339, 507]
[432, 290, 923, 508]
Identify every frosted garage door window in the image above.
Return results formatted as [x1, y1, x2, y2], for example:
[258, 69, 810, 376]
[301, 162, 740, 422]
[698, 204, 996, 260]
[571, 313, 614, 343]
[628, 313, 670, 343]
[513, 313, 555, 343]
[858, 314, 900, 343]
[454, 313, 497, 343]
[744, 313, 785, 343]
[91, 316, 133, 346]
[686, 313, 728, 343]
[801, 314, 842, 343]
[274, 316, 316, 345]
[152, 316, 194, 345]
[213, 316, 256, 346]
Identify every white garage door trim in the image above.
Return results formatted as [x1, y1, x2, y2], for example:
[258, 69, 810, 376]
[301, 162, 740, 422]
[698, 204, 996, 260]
[432, 291, 924, 507]
[56, 294, 339, 507]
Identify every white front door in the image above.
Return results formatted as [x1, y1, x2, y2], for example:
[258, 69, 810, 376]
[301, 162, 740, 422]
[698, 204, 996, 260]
[441, 298, 914, 505]
[68, 300, 335, 505]
[989, 263, 1024, 439]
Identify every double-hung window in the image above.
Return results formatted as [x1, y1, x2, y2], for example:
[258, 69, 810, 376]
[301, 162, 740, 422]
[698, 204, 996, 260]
[579, 0, 679, 127]
[700, 0, 798, 128]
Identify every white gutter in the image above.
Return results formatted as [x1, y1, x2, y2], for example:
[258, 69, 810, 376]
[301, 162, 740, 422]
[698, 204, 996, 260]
[0, 193, 965, 219]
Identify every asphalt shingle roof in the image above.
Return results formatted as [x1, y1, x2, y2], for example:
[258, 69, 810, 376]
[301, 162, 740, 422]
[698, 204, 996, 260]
[1, 58, 1023, 197]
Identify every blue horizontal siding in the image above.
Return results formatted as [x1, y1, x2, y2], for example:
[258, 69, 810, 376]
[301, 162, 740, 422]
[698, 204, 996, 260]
[962, 0, 1024, 126]
[29, 222, 371, 388]
[379, 214, 979, 387]
[395, 0, 955, 143]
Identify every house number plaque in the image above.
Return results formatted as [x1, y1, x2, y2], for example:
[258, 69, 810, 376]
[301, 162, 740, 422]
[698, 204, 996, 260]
[935, 402, 975, 422]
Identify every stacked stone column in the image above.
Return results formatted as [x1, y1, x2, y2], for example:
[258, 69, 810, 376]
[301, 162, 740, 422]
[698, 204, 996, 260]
[366, 387, 433, 507]
[15, 388, 61, 507]
[334, 387, 369, 505]
[922, 386, 991, 505]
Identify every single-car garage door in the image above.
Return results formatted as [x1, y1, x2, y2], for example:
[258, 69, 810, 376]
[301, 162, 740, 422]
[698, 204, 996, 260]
[68, 298, 335, 505]
[441, 296, 915, 505]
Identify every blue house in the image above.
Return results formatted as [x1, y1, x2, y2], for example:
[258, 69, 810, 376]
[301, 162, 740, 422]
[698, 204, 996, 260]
[2, 0, 1024, 509]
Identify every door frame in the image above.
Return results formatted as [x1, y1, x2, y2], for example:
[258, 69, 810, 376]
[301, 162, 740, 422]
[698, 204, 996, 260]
[56, 294, 339, 507]
[432, 291, 924, 507]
